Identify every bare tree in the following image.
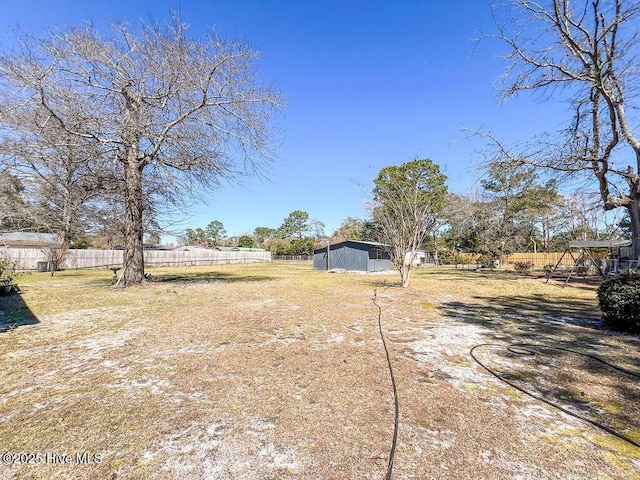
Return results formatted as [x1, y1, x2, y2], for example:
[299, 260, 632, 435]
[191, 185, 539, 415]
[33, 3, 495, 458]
[0, 14, 282, 285]
[0, 127, 110, 243]
[0, 171, 34, 231]
[42, 242, 69, 277]
[371, 159, 447, 287]
[489, 0, 640, 260]
[331, 217, 366, 243]
[309, 218, 326, 243]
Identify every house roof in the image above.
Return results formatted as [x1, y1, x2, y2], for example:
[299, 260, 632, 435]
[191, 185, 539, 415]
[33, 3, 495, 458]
[172, 245, 212, 251]
[0, 232, 62, 248]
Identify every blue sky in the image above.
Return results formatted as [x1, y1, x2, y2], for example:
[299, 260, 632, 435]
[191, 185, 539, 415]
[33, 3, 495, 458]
[0, 0, 568, 239]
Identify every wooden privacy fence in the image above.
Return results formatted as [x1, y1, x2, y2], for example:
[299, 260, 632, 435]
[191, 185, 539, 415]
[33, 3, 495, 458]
[457, 252, 608, 267]
[0, 248, 271, 271]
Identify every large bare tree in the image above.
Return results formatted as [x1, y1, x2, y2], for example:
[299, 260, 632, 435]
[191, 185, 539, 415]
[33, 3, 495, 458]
[489, 0, 640, 260]
[0, 15, 282, 284]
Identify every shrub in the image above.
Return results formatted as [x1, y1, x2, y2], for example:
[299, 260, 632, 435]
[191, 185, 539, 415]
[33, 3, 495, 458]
[0, 257, 18, 295]
[455, 255, 472, 265]
[477, 254, 499, 268]
[597, 270, 640, 332]
[575, 265, 591, 276]
[438, 250, 472, 265]
[514, 261, 534, 274]
[0, 257, 17, 280]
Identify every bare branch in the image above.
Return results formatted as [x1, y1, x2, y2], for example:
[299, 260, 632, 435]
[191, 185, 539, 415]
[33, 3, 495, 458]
[485, 0, 640, 258]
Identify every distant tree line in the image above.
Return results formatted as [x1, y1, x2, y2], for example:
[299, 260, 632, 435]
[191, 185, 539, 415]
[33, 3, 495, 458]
[329, 162, 629, 267]
[182, 210, 325, 256]
[441, 166, 628, 261]
[179, 156, 630, 273]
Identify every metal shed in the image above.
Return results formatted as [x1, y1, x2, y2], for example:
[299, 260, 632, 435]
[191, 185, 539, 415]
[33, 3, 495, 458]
[313, 240, 391, 272]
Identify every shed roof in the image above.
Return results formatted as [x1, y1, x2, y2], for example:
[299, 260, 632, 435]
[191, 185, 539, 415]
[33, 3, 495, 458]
[346, 240, 389, 247]
[313, 239, 390, 254]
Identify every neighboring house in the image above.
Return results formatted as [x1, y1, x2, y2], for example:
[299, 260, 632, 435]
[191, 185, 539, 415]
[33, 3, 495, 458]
[215, 246, 266, 252]
[0, 232, 62, 249]
[173, 245, 266, 252]
[172, 245, 212, 252]
[112, 244, 171, 250]
[313, 240, 391, 272]
[405, 251, 426, 266]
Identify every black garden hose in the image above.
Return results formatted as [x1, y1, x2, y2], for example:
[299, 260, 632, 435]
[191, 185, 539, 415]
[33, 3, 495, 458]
[373, 289, 400, 480]
[470, 343, 640, 449]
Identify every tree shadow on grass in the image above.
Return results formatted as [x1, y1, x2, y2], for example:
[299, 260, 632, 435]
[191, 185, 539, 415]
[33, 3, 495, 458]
[440, 294, 600, 332]
[415, 267, 603, 293]
[438, 293, 640, 353]
[471, 342, 640, 447]
[440, 295, 640, 448]
[537, 275, 606, 295]
[151, 270, 276, 284]
[0, 289, 38, 333]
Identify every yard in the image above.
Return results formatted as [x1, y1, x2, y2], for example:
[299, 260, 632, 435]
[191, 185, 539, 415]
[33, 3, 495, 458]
[1, 263, 639, 479]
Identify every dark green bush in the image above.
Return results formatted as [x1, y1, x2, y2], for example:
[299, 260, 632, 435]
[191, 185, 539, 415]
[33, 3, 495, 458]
[597, 270, 640, 332]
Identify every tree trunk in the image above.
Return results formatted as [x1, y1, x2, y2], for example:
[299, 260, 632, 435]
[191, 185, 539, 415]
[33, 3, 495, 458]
[629, 200, 640, 262]
[61, 188, 73, 245]
[433, 231, 439, 266]
[400, 265, 411, 288]
[121, 87, 146, 286]
[123, 158, 145, 285]
[400, 254, 413, 287]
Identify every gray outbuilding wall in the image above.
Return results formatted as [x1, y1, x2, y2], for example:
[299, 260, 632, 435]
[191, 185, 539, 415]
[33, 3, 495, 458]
[313, 240, 390, 272]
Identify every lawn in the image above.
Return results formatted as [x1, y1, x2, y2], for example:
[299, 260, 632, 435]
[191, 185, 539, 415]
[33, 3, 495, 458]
[1, 263, 639, 479]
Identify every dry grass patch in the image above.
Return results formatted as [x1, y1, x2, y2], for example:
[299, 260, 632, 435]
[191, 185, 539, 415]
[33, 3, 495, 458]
[1, 263, 639, 479]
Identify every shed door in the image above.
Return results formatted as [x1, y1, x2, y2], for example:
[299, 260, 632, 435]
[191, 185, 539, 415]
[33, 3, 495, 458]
[331, 246, 346, 270]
